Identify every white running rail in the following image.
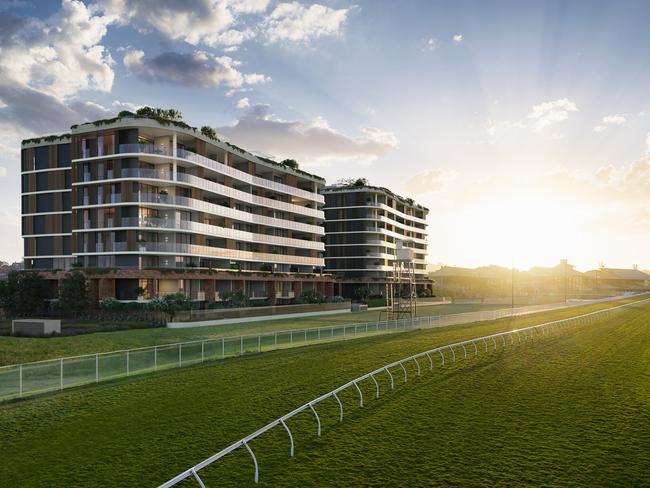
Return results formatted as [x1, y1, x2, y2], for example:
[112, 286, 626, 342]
[158, 297, 650, 487]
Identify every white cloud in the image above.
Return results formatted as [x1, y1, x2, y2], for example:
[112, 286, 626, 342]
[236, 97, 250, 108]
[218, 103, 398, 165]
[593, 114, 626, 132]
[527, 98, 578, 132]
[405, 168, 458, 195]
[124, 50, 270, 88]
[0, 0, 114, 99]
[422, 38, 437, 52]
[452, 33, 463, 43]
[263, 2, 349, 43]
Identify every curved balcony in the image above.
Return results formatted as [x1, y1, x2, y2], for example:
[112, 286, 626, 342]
[325, 215, 427, 236]
[78, 241, 323, 267]
[324, 227, 427, 244]
[79, 144, 324, 203]
[77, 216, 325, 251]
[326, 202, 428, 225]
[74, 194, 325, 235]
[76, 169, 323, 220]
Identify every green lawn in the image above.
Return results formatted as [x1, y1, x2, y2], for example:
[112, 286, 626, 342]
[0, 302, 503, 365]
[0, 298, 647, 487]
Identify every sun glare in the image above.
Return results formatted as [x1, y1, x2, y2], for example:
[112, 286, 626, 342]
[454, 193, 581, 269]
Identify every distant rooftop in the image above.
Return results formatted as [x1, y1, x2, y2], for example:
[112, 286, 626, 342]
[322, 183, 429, 211]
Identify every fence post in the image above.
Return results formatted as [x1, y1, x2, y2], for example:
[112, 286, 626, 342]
[258, 335, 261, 353]
[95, 353, 99, 383]
[127, 350, 130, 376]
[304, 329, 307, 343]
[274, 332, 277, 346]
[179, 343, 182, 367]
[60, 358, 63, 390]
[240, 336, 243, 355]
[222, 337, 225, 358]
[154, 346, 158, 370]
[201, 340, 205, 363]
[19, 364, 23, 398]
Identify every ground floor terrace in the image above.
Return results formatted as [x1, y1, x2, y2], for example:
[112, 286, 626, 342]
[38, 269, 337, 305]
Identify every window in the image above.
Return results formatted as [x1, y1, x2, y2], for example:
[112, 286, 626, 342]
[34, 146, 49, 170]
[57, 144, 71, 167]
[36, 172, 48, 191]
[36, 193, 53, 213]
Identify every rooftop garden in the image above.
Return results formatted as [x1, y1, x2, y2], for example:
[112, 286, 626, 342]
[67, 107, 325, 182]
[326, 178, 428, 211]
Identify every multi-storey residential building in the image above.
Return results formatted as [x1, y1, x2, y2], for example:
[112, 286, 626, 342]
[322, 183, 431, 297]
[21, 113, 333, 302]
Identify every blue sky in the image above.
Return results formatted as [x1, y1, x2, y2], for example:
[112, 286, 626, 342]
[1, 0, 649, 269]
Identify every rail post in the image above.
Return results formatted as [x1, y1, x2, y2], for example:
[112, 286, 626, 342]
[179, 343, 182, 367]
[60, 358, 63, 390]
[19, 364, 23, 398]
[95, 353, 99, 382]
[127, 350, 130, 376]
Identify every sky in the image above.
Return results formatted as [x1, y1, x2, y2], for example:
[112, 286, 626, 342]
[1, 0, 649, 271]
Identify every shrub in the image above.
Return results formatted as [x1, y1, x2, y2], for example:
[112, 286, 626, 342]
[222, 290, 249, 308]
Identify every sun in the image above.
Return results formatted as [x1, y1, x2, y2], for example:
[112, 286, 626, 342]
[451, 192, 581, 270]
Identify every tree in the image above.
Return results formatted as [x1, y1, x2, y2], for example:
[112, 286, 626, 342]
[354, 286, 371, 301]
[200, 125, 218, 140]
[59, 271, 88, 315]
[337, 177, 369, 187]
[135, 107, 184, 122]
[0, 271, 48, 317]
[281, 158, 299, 170]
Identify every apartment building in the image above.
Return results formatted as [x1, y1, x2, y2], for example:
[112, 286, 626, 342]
[322, 183, 431, 297]
[21, 113, 333, 302]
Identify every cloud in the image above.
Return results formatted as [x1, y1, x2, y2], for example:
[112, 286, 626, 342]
[236, 97, 250, 108]
[98, 0, 241, 47]
[123, 50, 270, 88]
[452, 34, 463, 43]
[485, 98, 579, 138]
[405, 168, 458, 195]
[263, 2, 349, 43]
[527, 98, 578, 132]
[0, 0, 114, 99]
[422, 38, 437, 52]
[594, 114, 626, 132]
[218, 103, 398, 165]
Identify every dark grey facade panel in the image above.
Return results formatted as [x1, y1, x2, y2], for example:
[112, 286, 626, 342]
[35, 236, 54, 255]
[34, 146, 49, 170]
[36, 193, 53, 213]
[36, 171, 48, 191]
[57, 143, 71, 167]
[33, 215, 46, 233]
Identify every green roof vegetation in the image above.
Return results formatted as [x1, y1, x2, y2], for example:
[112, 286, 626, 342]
[325, 178, 428, 211]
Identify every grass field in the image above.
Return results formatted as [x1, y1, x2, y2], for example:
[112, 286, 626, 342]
[0, 302, 503, 365]
[0, 298, 647, 487]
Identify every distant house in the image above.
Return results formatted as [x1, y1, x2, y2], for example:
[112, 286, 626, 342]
[429, 265, 513, 298]
[584, 267, 650, 291]
[524, 260, 586, 295]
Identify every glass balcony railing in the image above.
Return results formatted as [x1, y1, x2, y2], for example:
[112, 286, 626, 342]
[82, 143, 324, 203]
[77, 166, 321, 220]
[78, 216, 324, 251]
[79, 240, 323, 266]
